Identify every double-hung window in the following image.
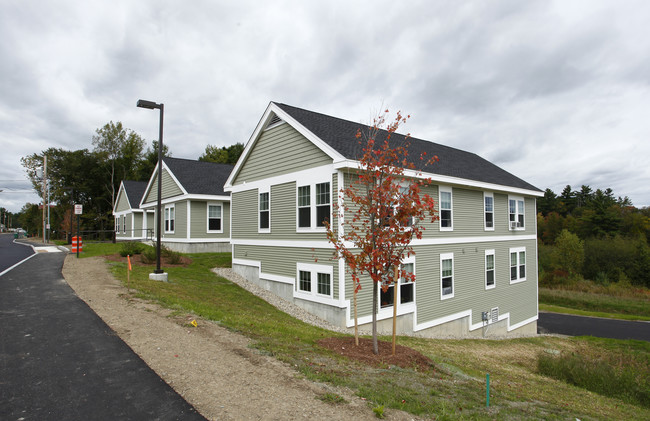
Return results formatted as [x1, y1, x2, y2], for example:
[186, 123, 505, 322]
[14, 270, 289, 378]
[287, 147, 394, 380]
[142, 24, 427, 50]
[379, 260, 415, 309]
[485, 250, 495, 289]
[508, 197, 525, 230]
[122, 215, 126, 234]
[259, 191, 270, 231]
[297, 186, 311, 228]
[440, 253, 454, 299]
[484, 193, 494, 230]
[315, 182, 330, 227]
[164, 205, 175, 233]
[207, 204, 222, 232]
[296, 263, 333, 300]
[439, 187, 453, 230]
[510, 247, 526, 283]
[115, 217, 119, 234]
[296, 181, 330, 230]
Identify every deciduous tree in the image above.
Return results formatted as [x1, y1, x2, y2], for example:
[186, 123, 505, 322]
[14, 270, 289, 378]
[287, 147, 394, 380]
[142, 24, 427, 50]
[325, 110, 438, 355]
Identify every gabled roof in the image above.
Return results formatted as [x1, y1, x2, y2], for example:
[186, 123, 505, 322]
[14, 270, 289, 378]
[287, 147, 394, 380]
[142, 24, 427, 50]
[162, 157, 233, 196]
[273, 102, 542, 193]
[121, 180, 148, 210]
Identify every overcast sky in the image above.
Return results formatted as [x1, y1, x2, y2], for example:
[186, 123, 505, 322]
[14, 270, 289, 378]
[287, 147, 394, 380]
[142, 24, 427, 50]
[1, 0, 649, 214]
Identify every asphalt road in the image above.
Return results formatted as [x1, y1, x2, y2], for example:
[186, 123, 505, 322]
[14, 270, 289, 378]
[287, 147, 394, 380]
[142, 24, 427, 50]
[0, 237, 206, 420]
[0, 233, 34, 274]
[538, 311, 650, 341]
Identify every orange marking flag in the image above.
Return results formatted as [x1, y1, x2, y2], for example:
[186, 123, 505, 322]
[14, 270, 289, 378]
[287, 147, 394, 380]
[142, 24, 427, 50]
[127, 255, 132, 271]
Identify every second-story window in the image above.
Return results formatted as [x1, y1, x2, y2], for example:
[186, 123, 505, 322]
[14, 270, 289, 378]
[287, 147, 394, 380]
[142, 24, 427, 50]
[509, 197, 525, 230]
[484, 193, 494, 230]
[315, 182, 330, 227]
[297, 181, 330, 230]
[439, 187, 453, 230]
[298, 186, 310, 228]
[259, 191, 270, 231]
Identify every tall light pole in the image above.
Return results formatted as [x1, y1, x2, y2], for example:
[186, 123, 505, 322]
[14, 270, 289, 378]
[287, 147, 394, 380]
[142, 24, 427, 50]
[137, 99, 167, 281]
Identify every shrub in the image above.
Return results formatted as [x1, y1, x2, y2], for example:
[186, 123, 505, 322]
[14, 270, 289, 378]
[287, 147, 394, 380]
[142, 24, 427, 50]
[161, 245, 183, 264]
[119, 241, 144, 257]
[141, 245, 157, 264]
[538, 350, 649, 408]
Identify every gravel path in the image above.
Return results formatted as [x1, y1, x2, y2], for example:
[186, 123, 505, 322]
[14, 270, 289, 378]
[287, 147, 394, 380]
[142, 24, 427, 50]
[63, 256, 417, 420]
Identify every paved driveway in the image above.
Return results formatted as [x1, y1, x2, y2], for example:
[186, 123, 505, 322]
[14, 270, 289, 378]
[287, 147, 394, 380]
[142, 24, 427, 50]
[538, 311, 650, 341]
[0, 243, 206, 420]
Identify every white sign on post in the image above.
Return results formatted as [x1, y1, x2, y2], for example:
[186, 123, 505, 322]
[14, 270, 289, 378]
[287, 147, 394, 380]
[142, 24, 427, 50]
[74, 204, 83, 215]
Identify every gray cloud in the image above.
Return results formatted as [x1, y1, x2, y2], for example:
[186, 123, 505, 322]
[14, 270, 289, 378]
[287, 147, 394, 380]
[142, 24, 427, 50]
[1, 0, 650, 213]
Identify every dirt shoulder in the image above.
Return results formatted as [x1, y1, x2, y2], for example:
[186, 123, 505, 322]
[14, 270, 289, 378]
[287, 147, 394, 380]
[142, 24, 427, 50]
[62, 255, 417, 420]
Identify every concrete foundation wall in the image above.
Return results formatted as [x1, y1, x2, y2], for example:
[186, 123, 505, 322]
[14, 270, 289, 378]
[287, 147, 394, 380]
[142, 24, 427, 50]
[233, 262, 538, 339]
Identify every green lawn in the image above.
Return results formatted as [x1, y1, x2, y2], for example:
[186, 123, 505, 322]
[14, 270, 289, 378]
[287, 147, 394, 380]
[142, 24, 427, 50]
[81, 243, 649, 420]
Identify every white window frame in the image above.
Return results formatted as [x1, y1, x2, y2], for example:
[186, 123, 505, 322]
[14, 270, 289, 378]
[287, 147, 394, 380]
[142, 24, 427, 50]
[122, 215, 126, 234]
[440, 252, 454, 300]
[258, 188, 270, 233]
[485, 249, 496, 290]
[164, 205, 175, 234]
[206, 203, 223, 233]
[115, 217, 119, 234]
[439, 186, 453, 231]
[378, 256, 416, 313]
[296, 181, 331, 232]
[509, 246, 527, 284]
[484, 192, 494, 231]
[508, 196, 525, 230]
[295, 262, 334, 300]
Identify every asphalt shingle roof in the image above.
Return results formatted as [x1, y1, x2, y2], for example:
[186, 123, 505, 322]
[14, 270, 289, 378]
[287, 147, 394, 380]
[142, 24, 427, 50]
[122, 180, 147, 209]
[274, 102, 541, 192]
[163, 157, 233, 196]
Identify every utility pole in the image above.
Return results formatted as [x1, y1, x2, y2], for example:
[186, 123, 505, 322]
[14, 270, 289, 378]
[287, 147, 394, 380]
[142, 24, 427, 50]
[42, 155, 47, 243]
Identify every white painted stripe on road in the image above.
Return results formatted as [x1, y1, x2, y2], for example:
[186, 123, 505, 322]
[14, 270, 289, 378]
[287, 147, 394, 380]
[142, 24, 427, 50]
[0, 253, 38, 277]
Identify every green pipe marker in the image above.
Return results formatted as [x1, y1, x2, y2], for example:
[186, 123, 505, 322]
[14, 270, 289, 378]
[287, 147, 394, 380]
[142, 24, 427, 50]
[486, 373, 490, 407]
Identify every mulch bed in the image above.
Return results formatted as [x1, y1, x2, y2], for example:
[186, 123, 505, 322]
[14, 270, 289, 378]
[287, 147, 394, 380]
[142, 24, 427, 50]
[318, 337, 434, 372]
[105, 253, 192, 267]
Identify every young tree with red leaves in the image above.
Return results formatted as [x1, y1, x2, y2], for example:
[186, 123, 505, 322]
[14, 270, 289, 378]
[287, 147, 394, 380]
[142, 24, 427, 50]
[325, 110, 439, 355]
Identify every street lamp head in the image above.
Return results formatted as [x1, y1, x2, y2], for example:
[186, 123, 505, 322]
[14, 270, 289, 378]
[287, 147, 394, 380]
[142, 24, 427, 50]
[137, 99, 161, 110]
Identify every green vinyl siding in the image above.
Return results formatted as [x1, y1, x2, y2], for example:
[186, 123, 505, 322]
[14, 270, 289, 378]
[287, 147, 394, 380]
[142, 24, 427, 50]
[231, 174, 336, 241]
[144, 169, 183, 204]
[233, 123, 333, 185]
[414, 239, 537, 328]
[133, 213, 143, 233]
[232, 190, 258, 239]
[234, 245, 339, 299]
[162, 201, 187, 239]
[114, 189, 131, 212]
[189, 201, 230, 239]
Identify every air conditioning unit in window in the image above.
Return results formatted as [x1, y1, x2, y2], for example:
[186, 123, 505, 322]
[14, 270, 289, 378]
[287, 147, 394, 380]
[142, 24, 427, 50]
[510, 221, 520, 229]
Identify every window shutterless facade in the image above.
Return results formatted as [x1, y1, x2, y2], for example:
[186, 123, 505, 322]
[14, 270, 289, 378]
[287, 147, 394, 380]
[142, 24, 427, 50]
[484, 192, 494, 230]
[207, 204, 222, 232]
[439, 187, 453, 231]
[296, 181, 330, 231]
[164, 205, 175, 233]
[379, 260, 415, 309]
[510, 247, 526, 283]
[259, 191, 270, 232]
[296, 263, 333, 299]
[440, 253, 454, 299]
[297, 185, 310, 228]
[508, 196, 525, 230]
[485, 249, 495, 289]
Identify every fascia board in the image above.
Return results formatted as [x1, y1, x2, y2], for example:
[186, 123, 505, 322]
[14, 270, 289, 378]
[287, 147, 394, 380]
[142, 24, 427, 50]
[139, 160, 188, 207]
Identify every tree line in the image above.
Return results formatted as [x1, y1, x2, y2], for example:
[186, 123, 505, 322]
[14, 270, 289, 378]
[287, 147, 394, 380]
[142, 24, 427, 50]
[537, 185, 650, 288]
[18, 121, 243, 238]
